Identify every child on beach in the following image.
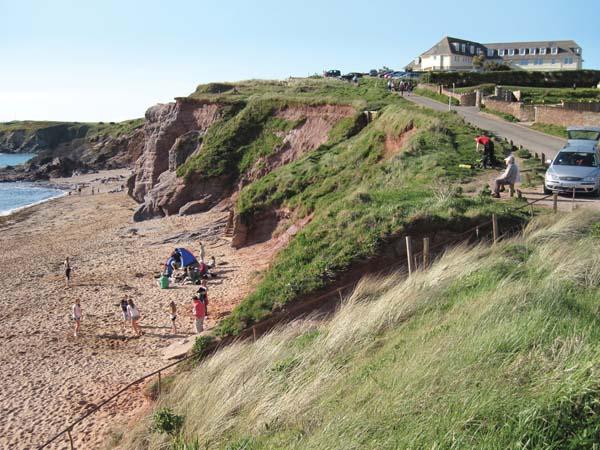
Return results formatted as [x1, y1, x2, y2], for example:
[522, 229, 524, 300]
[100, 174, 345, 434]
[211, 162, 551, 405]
[169, 301, 177, 333]
[127, 299, 142, 337]
[120, 298, 129, 322]
[192, 290, 208, 334]
[199, 241, 206, 263]
[72, 300, 82, 337]
[64, 257, 72, 288]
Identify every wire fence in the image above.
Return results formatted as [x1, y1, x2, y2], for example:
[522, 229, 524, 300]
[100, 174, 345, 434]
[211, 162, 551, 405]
[37, 192, 556, 449]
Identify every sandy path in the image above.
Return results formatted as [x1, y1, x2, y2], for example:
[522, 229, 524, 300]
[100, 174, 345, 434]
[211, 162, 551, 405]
[0, 170, 271, 449]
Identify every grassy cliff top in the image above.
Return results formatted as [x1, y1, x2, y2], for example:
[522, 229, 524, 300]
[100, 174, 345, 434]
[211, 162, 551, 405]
[0, 118, 144, 139]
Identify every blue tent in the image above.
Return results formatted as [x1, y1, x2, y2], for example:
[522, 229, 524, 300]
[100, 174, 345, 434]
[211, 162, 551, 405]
[164, 248, 198, 276]
[176, 248, 198, 267]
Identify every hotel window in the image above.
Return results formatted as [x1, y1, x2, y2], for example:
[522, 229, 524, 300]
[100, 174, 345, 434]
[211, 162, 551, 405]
[529, 48, 536, 55]
[551, 58, 557, 64]
[540, 47, 547, 55]
[470, 45, 475, 54]
[551, 47, 558, 55]
[487, 48, 494, 57]
[519, 48, 526, 55]
[508, 48, 515, 56]
[461, 43, 466, 53]
[499, 49, 505, 56]
[476, 48, 482, 55]
[564, 57, 573, 64]
[452, 42, 460, 52]
[575, 48, 580, 54]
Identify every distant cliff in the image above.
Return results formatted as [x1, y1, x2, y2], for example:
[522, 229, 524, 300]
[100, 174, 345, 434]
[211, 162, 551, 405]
[0, 120, 144, 180]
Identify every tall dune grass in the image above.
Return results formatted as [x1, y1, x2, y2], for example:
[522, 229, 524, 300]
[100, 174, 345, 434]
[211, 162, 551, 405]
[118, 210, 600, 450]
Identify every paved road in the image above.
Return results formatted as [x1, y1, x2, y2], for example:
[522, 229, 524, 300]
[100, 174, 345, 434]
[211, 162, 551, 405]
[405, 94, 566, 159]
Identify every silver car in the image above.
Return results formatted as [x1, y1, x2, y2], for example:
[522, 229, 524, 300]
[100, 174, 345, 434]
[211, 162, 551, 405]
[544, 126, 600, 196]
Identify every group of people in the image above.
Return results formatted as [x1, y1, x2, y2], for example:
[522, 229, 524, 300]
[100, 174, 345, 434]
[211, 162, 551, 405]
[474, 134, 520, 198]
[387, 79, 413, 96]
[67, 240, 213, 339]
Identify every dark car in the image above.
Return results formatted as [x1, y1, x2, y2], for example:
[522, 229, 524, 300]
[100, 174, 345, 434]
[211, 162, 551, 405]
[369, 69, 378, 77]
[339, 72, 363, 81]
[323, 70, 341, 78]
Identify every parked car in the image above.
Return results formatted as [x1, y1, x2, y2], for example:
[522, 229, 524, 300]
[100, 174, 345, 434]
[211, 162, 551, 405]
[544, 127, 600, 195]
[390, 71, 406, 79]
[339, 72, 363, 81]
[400, 72, 422, 80]
[323, 70, 341, 78]
[369, 69, 378, 77]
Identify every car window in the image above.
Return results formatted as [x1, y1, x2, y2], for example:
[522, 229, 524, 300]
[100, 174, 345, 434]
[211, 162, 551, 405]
[567, 130, 600, 141]
[554, 152, 596, 167]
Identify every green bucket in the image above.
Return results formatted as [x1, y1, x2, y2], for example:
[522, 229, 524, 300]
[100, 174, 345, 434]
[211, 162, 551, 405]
[159, 276, 170, 289]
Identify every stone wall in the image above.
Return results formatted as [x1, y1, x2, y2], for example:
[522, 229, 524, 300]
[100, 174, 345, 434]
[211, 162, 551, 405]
[417, 83, 477, 106]
[483, 98, 535, 121]
[534, 105, 600, 127]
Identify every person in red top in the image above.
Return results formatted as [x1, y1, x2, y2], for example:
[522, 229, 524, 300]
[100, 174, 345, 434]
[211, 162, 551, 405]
[474, 134, 495, 168]
[192, 290, 208, 334]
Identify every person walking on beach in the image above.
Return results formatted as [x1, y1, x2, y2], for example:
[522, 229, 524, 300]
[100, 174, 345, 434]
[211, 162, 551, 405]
[192, 292, 208, 334]
[119, 297, 129, 322]
[127, 299, 142, 336]
[64, 257, 72, 288]
[199, 241, 206, 263]
[72, 300, 82, 337]
[169, 301, 177, 334]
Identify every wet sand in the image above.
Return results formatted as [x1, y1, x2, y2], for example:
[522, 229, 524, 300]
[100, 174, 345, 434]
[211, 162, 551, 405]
[0, 170, 271, 449]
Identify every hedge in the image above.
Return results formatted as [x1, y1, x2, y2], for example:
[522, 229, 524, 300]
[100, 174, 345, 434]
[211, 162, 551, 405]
[420, 70, 600, 88]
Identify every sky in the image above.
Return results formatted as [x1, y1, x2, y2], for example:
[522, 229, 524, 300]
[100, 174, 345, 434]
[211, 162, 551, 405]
[1, 0, 599, 122]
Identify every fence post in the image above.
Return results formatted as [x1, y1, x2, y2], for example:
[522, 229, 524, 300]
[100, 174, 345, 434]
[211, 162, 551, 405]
[252, 326, 257, 341]
[572, 187, 576, 211]
[405, 236, 414, 275]
[67, 428, 74, 450]
[553, 192, 558, 213]
[541, 152, 546, 166]
[492, 214, 498, 243]
[157, 371, 162, 398]
[423, 237, 430, 268]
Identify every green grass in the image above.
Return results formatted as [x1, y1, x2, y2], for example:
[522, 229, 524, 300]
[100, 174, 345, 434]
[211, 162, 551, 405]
[120, 211, 600, 450]
[504, 86, 600, 104]
[413, 87, 460, 106]
[530, 122, 568, 139]
[0, 118, 144, 140]
[217, 100, 523, 336]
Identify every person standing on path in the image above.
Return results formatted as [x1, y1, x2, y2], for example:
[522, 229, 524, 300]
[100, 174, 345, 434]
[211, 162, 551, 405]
[492, 155, 519, 198]
[192, 293, 208, 334]
[127, 299, 142, 337]
[199, 241, 206, 263]
[169, 301, 177, 334]
[63, 257, 72, 288]
[72, 300, 82, 337]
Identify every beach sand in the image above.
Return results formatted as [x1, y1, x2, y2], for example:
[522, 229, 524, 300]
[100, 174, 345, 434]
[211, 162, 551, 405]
[0, 170, 272, 449]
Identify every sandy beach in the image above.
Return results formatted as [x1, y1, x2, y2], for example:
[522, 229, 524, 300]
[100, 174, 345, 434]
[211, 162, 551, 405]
[0, 170, 272, 449]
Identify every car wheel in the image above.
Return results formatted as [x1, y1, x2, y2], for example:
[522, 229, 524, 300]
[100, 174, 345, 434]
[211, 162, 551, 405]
[543, 185, 551, 195]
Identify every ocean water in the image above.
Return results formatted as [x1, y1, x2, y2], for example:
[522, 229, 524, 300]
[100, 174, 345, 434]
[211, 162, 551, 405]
[0, 153, 65, 216]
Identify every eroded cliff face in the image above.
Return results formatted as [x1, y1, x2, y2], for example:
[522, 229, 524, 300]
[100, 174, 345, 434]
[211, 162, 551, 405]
[128, 99, 224, 204]
[128, 103, 355, 223]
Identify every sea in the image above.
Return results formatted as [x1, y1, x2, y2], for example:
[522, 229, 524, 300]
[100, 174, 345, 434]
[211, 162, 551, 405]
[0, 153, 65, 216]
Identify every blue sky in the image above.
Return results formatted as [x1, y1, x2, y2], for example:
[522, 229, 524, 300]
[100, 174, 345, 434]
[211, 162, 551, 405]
[1, 0, 598, 122]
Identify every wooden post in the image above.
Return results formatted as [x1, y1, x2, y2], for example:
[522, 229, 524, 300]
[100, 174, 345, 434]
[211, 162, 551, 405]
[492, 214, 499, 243]
[67, 428, 74, 450]
[158, 371, 162, 397]
[541, 152, 546, 165]
[475, 226, 480, 239]
[405, 236, 414, 276]
[423, 237, 430, 268]
[252, 326, 257, 341]
[553, 192, 558, 213]
[517, 189, 522, 199]
[572, 187, 576, 211]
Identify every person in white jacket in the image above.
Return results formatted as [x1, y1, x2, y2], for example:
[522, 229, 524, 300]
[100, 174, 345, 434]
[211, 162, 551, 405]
[72, 300, 82, 337]
[492, 155, 520, 198]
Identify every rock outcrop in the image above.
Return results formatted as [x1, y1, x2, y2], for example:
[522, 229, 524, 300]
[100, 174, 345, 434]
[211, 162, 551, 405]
[0, 123, 144, 181]
[129, 100, 223, 204]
